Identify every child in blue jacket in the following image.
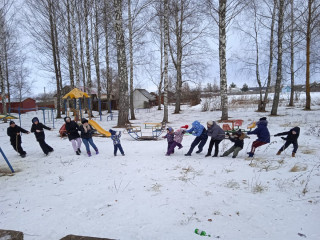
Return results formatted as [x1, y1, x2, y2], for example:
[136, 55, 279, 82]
[247, 117, 270, 157]
[109, 129, 125, 156]
[185, 121, 208, 156]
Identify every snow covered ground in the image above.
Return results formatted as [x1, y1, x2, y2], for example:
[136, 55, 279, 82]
[1, 95, 320, 240]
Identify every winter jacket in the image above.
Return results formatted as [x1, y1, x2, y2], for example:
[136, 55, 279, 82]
[174, 129, 185, 143]
[275, 127, 300, 143]
[110, 130, 122, 145]
[31, 118, 51, 141]
[7, 125, 28, 143]
[207, 121, 225, 140]
[64, 117, 81, 141]
[79, 124, 94, 139]
[247, 119, 270, 143]
[229, 136, 244, 149]
[186, 121, 205, 137]
[164, 132, 174, 143]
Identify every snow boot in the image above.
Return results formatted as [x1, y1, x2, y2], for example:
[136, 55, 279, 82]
[185, 153, 191, 156]
[178, 146, 183, 149]
[196, 150, 202, 154]
[122, 153, 125, 156]
[78, 148, 81, 153]
[232, 156, 236, 158]
[87, 151, 92, 157]
[21, 154, 26, 158]
[292, 152, 296, 157]
[276, 151, 281, 155]
[95, 149, 99, 155]
[247, 152, 254, 158]
[76, 150, 80, 155]
[205, 154, 210, 157]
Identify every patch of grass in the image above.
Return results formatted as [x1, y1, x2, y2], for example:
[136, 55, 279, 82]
[225, 179, 240, 189]
[251, 182, 268, 194]
[290, 163, 308, 172]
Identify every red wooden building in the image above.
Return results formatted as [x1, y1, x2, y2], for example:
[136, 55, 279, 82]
[0, 98, 37, 113]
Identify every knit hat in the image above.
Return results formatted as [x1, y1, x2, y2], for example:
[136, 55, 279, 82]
[167, 127, 173, 132]
[259, 117, 267, 121]
[9, 120, 15, 125]
[109, 129, 116, 135]
[180, 125, 189, 129]
[81, 118, 88, 124]
[64, 117, 71, 123]
[207, 120, 214, 126]
[32, 117, 39, 123]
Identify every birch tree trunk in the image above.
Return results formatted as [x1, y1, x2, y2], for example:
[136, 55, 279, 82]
[93, 0, 101, 101]
[66, 0, 74, 88]
[103, 0, 112, 113]
[77, 3, 86, 90]
[71, 0, 80, 87]
[158, 14, 164, 111]
[305, 0, 312, 110]
[0, 61, 7, 116]
[48, 0, 62, 118]
[113, 0, 129, 127]
[163, 0, 169, 123]
[219, 0, 228, 120]
[128, 0, 136, 120]
[262, 0, 276, 112]
[84, 0, 92, 116]
[288, 0, 295, 106]
[271, 0, 285, 116]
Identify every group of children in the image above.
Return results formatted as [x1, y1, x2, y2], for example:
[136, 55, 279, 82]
[7, 117, 125, 158]
[163, 117, 300, 158]
[7, 115, 300, 159]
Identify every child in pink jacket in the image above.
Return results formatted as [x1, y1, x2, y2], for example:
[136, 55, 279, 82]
[167, 125, 188, 155]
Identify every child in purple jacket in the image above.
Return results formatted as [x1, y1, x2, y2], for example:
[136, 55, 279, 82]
[163, 127, 175, 156]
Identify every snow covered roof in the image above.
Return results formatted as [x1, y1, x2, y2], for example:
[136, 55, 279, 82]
[135, 89, 156, 101]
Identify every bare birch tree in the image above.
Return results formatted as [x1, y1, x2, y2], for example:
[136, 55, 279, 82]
[113, 0, 129, 127]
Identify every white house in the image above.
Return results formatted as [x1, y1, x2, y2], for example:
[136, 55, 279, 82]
[133, 89, 156, 109]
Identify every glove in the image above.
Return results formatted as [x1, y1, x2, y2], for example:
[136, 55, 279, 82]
[274, 134, 280, 137]
[281, 137, 287, 140]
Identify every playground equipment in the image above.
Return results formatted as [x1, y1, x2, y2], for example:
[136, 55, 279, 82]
[220, 119, 245, 132]
[0, 148, 14, 173]
[88, 120, 111, 137]
[0, 114, 18, 122]
[63, 88, 90, 121]
[247, 121, 256, 130]
[59, 124, 67, 138]
[125, 122, 166, 140]
[8, 107, 56, 128]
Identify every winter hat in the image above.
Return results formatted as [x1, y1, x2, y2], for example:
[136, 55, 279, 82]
[32, 117, 39, 123]
[167, 127, 173, 132]
[64, 117, 71, 123]
[180, 125, 189, 129]
[81, 118, 88, 124]
[207, 120, 214, 126]
[9, 120, 15, 125]
[259, 117, 267, 121]
[109, 129, 116, 135]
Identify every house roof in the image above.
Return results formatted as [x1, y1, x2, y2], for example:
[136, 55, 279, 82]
[10, 97, 35, 103]
[135, 89, 156, 101]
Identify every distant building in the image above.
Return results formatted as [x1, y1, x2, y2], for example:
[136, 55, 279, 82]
[133, 89, 156, 108]
[0, 98, 37, 113]
[282, 86, 291, 93]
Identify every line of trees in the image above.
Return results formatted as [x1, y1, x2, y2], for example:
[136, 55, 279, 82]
[1, 0, 319, 125]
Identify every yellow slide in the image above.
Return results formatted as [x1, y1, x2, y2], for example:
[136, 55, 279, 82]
[88, 120, 111, 137]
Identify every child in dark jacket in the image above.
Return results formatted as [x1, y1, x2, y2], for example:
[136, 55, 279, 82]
[64, 117, 82, 155]
[31, 117, 54, 156]
[109, 129, 125, 156]
[7, 121, 30, 157]
[163, 127, 175, 156]
[185, 121, 208, 156]
[247, 117, 270, 158]
[79, 118, 99, 157]
[274, 127, 300, 157]
[206, 120, 225, 157]
[221, 131, 245, 158]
